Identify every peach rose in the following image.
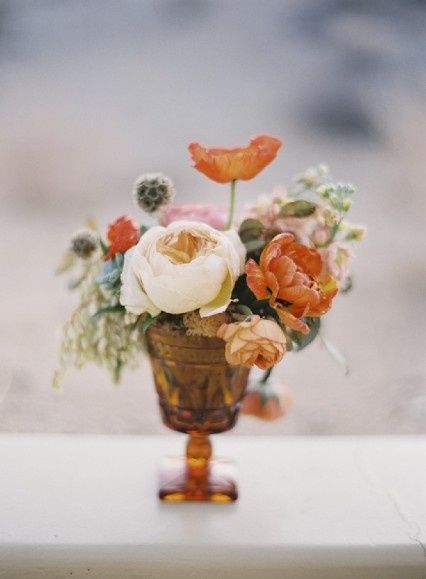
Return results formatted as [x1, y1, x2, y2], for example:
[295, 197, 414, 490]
[217, 315, 286, 370]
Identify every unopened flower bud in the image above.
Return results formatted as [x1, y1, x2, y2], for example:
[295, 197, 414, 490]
[317, 184, 333, 199]
[346, 225, 366, 241]
[322, 208, 340, 227]
[70, 229, 98, 259]
[133, 173, 175, 214]
[342, 198, 352, 212]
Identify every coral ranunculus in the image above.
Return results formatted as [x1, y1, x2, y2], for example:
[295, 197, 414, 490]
[245, 233, 338, 335]
[105, 215, 141, 260]
[217, 315, 286, 369]
[188, 135, 282, 184]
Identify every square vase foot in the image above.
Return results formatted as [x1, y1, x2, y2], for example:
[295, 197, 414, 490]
[159, 456, 238, 503]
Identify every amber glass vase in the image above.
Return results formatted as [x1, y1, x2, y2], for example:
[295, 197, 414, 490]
[146, 325, 250, 502]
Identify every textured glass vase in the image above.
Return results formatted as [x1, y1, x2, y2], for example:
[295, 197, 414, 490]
[146, 325, 250, 502]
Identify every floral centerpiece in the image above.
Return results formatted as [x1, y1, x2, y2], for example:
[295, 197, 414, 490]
[55, 135, 364, 502]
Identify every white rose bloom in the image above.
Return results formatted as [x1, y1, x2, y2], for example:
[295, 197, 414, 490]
[120, 221, 246, 318]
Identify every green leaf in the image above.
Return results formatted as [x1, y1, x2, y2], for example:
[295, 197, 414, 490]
[67, 274, 86, 290]
[289, 317, 320, 350]
[92, 304, 124, 317]
[55, 251, 76, 275]
[280, 200, 316, 218]
[140, 225, 150, 236]
[99, 238, 108, 256]
[244, 239, 265, 253]
[319, 334, 349, 375]
[114, 252, 124, 267]
[235, 304, 253, 316]
[141, 313, 158, 334]
[239, 218, 264, 242]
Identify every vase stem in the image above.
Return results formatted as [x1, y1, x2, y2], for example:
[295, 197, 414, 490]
[186, 433, 212, 488]
[159, 433, 237, 502]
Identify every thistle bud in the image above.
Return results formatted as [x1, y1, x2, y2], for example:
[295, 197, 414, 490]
[70, 229, 98, 259]
[133, 173, 175, 214]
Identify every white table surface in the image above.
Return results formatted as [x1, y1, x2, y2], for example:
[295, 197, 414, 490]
[0, 434, 425, 579]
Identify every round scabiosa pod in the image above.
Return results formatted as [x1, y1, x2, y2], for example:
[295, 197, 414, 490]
[70, 229, 99, 259]
[133, 173, 175, 214]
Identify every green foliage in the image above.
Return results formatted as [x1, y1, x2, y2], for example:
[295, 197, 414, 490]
[235, 304, 253, 316]
[53, 259, 144, 388]
[55, 250, 77, 275]
[319, 333, 349, 375]
[238, 218, 266, 257]
[97, 253, 124, 296]
[289, 317, 321, 351]
[239, 218, 264, 242]
[99, 238, 108, 256]
[244, 239, 266, 253]
[141, 313, 158, 334]
[93, 304, 125, 317]
[317, 183, 355, 214]
[280, 200, 316, 218]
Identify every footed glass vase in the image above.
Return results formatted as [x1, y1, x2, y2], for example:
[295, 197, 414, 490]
[146, 325, 250, 502]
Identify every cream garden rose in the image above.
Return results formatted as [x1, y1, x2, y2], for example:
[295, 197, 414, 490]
[120, 221, 246, 317]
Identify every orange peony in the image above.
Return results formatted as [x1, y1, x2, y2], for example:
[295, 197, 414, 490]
[188, 135, 282, 184]
[245, 233, 337, 335]
[105, 215, 140, 260]
[217, 315, 286, 369]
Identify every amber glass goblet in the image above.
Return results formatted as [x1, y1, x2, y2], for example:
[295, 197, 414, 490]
[146, 325, 250, 502]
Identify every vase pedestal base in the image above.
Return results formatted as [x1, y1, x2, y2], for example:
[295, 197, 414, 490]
[158, 457, 238, 503]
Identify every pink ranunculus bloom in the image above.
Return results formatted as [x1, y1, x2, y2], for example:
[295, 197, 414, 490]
[244, 187, 317, 245]
[241, 382, 292, 421]
[159, 203, 227, 230]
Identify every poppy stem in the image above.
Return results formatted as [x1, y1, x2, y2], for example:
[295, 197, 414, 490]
[226, 179, 237, 229]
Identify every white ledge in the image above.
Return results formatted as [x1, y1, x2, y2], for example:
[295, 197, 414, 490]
[0, 434, 425, 578]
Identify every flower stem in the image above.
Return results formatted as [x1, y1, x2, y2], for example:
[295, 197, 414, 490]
[260, 366, 273, 384]
[226, 179, 237, 229]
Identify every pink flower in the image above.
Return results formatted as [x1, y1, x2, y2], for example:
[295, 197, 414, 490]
[159, 203, 227, 230]
[311, 224, 332, 246]
[241, 382, 292, 421]
[319, 242, 353, 289]
[244, 188, 316, 245]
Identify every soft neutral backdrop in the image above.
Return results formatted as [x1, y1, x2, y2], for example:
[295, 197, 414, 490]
[1, 0, 425, 435]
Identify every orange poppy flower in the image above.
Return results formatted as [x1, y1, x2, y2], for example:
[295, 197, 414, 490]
[245, 233, 338, 334]
[188, 135, 282, 183]
[105, 215, 140, 260]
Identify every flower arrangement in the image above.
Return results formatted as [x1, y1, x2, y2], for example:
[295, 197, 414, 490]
[55, 135, 364, 420]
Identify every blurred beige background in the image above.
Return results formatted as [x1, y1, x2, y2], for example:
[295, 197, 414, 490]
[0, 0, 425, 435]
